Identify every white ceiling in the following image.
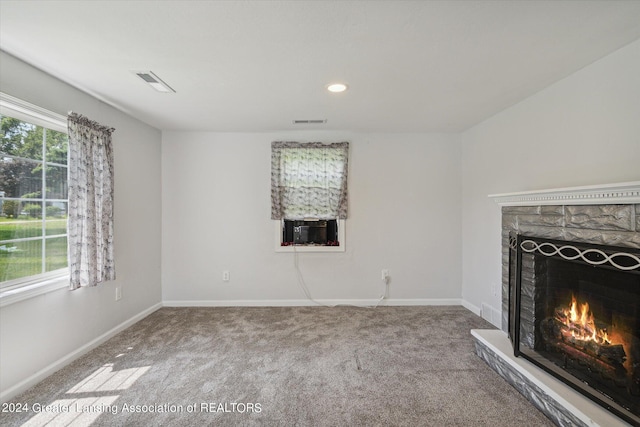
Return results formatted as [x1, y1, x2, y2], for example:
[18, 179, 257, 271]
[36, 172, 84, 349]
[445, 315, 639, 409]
[1, 1, 640, 133]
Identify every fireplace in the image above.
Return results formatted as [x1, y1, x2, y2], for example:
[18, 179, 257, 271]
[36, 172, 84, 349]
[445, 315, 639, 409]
[509, 233, 640, 425]
[468, 183, 640, 425]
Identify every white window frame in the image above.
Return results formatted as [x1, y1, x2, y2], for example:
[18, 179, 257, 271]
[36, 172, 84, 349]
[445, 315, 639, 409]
[274, 219, 346, 253]
[0, 92, 69, 306]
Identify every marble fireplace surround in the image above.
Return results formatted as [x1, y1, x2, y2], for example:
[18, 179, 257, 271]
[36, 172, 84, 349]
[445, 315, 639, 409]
[472, 181, 640, 427]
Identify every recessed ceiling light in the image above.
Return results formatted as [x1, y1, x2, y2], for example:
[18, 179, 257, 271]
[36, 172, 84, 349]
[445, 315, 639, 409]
[134, 71, 176, 93]
[327, 83, 348, 93]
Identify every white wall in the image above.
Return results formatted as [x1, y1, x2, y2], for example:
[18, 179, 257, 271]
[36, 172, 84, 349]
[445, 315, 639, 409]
[5, 32, 637, 403]
[0, 52, 163, 398]
[460, 40, 640, 325]
[162, 132, 462, 305]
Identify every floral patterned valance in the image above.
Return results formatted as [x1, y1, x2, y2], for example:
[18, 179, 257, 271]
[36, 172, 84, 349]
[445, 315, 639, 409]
[271, 141, 349, 220]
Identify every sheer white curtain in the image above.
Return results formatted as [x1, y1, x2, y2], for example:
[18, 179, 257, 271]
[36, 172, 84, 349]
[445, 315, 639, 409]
[271, 141, 349, 220]
[67, 113, 115, 289]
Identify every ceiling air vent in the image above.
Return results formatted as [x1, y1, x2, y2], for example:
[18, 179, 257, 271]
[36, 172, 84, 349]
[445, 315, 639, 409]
[134, 71, 176, 93]
[293, 119, 327, 124]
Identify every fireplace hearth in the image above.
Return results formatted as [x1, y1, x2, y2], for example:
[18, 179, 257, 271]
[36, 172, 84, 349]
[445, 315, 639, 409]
[509, 234, 640, 425]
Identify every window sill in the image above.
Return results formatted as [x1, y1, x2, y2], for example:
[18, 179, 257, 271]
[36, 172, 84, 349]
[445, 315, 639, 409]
[0, 274, 68, 307]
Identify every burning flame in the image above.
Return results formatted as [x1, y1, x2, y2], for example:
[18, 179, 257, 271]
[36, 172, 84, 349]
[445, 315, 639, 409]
[556, 295, 611, 345]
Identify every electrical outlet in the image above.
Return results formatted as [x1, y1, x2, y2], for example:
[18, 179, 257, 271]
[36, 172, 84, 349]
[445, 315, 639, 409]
[381, 269, 389, 281]
[115, 286, 122, 301]
[223, 271, 230, 282]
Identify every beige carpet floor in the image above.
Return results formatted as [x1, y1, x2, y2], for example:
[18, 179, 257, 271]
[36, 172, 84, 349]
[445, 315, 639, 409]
[1, 306, 554, 426]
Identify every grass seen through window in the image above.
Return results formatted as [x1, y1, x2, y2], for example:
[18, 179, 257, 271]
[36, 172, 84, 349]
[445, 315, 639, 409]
[0, 217, 68, 282]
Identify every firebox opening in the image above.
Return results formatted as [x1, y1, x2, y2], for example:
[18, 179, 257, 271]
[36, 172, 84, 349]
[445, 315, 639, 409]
[510, 234, 640, 426]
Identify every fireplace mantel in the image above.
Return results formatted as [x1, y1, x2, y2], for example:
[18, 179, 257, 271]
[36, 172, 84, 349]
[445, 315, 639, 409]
[489, 181, 640, 207]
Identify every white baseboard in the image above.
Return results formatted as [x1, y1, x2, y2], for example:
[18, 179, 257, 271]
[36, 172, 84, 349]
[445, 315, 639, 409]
[0, 302, 162, 403]
[461, 299, 481, 316]
[163, 298, 463, 307]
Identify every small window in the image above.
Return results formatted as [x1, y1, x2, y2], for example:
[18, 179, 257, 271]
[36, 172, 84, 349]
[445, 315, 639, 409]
[271, 141, 348, 252]
[0, 95, 69, 288]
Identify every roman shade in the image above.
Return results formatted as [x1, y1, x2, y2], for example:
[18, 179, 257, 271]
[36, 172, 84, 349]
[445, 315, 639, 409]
[271, 141, 349, 220]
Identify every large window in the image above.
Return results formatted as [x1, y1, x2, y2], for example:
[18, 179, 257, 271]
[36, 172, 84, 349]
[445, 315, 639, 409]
[0, 99, 68, 287]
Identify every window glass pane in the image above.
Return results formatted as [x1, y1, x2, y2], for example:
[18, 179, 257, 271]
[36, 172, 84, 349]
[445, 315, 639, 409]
[0, 115, 42, 160]
[1, 198, 20, 220]
[45, 236, 67, 272]
[45, 165, 68, 199]
[20, 200, 43, 219]
[1, 108, 68, 286]
[0, 216, 43, 240]
[0, 157, 43, 198]
[45, 201, 67, 236]
[0, 239, 42, 282]
[46, 208, 67, 236]
[45, 129, 68, 165]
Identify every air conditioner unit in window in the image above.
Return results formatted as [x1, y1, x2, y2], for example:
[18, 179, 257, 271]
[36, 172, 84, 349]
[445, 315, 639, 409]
[284, 219, 338, 245]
